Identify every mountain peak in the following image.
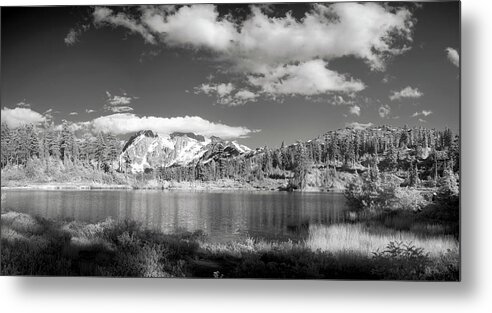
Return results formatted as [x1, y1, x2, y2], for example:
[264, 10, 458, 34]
[122, 130, 158, 152]
[170, 132, 206, 142]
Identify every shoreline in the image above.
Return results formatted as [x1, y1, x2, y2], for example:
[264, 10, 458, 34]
[0, 182, 345, 192]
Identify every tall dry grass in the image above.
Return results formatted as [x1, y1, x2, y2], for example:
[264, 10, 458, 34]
[305, 223, 458, 258]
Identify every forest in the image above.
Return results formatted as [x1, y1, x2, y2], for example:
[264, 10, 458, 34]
[1, 121, 460, 192]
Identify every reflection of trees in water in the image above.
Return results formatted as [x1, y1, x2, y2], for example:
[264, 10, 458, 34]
[4, 191, 348, 241]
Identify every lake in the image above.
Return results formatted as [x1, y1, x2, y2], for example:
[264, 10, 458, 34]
[2, 190, 348, 241]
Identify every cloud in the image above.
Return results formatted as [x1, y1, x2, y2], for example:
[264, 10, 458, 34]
[445, 47, 459, 67]
[349, 105, 361, 116]
[64, 24, 90, 46]
[104, 91, 137, 112]
[247, 59, 365, 96]
[93, 7, 156, 44]
[389, 86, 423, 101]
[55, 121, 92, 132]
[86, 3, 415, 100]
[106, 106, 134, 113]
[418, 118, 427, 123]
[86, 109, 96, 113]
[91, 113, 254, 138]
[16, 101, 31, 107]
[345, 122, 373, 130]
[64, 28, 80, 45]
[69, 112, 79, 115]
[235, 90, 258, 101]
[1, 107, 47, 128]
[105, 91, 134, 106]
[141, 4, 236, 51]
[195, 83, 258, 106]
[412, 110, 432, 117]
[331, 95, 355, 106]
[378, 104, 391, 118]
[197, 83, 234, 97]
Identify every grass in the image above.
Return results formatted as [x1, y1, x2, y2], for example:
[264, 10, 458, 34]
[1, 210, 459, 280]
[305, 223, 458, 258]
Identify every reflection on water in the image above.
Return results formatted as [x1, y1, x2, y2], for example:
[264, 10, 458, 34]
[2, 190, 348, 241]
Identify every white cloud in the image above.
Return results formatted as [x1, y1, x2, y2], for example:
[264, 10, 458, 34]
[136, 3, 414, 69]
[16, 101, 31, 107]
[331, 95, 355, 106]
[55, 121, 91, 132]
[107, 106, 134, 113]
[105, 91, 134, 106]
[196, 83, 234, 96]
[378, 104, 391, 118]
[418, 118, 427, 123]
[104, 91, 136, 112]
[64, 24, 90, 46]
[445, 47, 459, 67]
[88, 3, 414, 100]
[69, 112, 79, 115]
[93, 7, 156, 44]
[195, 83, 258, 106]
[412, 110, 432, 117]
[141, 4, 236, 51]
[248, 59, 365, 96]
[345, 122, 373, 130]
[1, 107, 47, 128]
[91, 113, 254, 139]
[86, 109, 96, 113]
[235, 90, 258, 101]
[64, 28, 79, 46]
[389, 86, 423, 101]
[349, 105, 361, 116]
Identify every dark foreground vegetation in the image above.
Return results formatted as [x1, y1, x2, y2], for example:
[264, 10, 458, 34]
[1, 208, 458, 280]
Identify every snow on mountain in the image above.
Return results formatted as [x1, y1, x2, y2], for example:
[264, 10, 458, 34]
[119, 130, 250, 173]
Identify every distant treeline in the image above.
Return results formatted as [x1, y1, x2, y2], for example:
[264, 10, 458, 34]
[157, 125, 460, 189]
[1, 122, 122, 172]
[1, 122, 459, 189]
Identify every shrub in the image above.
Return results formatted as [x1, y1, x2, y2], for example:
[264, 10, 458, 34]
[371, 241, 430, 280]
[345, 174, 398, 213]
[393, 188, 428, 212]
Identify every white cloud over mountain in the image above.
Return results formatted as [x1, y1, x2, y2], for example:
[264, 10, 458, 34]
[91, 113, 254, 138]
[345, 122, 373, 130]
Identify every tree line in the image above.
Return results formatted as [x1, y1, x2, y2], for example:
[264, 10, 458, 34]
[156, 125, 459, 189]
[1, 122, 121, 172]
[1, 121, 459, 189]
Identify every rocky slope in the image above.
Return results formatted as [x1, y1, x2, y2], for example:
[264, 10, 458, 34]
[119, 130, 250, 173]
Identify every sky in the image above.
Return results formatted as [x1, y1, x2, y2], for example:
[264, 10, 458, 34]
[1, 2, 460, 148]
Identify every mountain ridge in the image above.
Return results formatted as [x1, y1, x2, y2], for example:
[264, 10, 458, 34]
[119, 130, 251, 173]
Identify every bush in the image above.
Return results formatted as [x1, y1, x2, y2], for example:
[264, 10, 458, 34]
[345, 172, 427, 213]
[393, 188, 428, 212]
[372, 241, 430, 280]
[345, 175, 398, 213]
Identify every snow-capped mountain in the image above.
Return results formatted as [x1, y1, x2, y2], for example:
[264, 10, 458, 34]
[119, 130, 251, 173]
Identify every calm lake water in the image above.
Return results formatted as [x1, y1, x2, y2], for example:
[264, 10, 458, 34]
[2, 190, 348, 241]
